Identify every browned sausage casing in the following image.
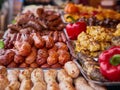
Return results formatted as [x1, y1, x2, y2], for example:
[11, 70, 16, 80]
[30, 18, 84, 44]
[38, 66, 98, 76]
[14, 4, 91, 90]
[25, 47, 37, 64]
[36, 48, 48, 65]
[32, 33, 45, 49]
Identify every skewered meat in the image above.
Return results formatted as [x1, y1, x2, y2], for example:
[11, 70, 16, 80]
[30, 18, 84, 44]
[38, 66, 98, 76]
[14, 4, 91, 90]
[42, 35, 54, 49]
[31, 33, 45, 49]
[64, 61, 80, 78]
[25, 47, 37, 64]
[0, 49, 15, 66]
[14, 41, 31, 56]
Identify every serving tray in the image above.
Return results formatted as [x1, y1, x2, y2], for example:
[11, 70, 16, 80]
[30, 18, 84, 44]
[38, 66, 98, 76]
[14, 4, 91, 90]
[75, 58, 120, 86]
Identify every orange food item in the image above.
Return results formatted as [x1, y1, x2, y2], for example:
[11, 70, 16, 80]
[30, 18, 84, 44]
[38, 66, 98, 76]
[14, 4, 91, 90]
[64, 3, 79, 14]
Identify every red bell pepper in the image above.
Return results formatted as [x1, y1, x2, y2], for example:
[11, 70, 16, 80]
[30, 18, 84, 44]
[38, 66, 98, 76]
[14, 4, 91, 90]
[99, 46, 120, 81]
[65, 16, 86, 40]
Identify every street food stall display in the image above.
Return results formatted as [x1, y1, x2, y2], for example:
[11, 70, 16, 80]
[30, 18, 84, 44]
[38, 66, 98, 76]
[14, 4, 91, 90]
[0, 1, 120, 90]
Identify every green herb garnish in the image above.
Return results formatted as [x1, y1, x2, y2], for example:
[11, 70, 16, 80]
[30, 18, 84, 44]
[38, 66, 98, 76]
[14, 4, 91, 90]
[0, 40, 4, 49]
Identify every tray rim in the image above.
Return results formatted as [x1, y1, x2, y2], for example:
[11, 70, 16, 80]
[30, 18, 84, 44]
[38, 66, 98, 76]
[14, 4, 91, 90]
[74, 59, 120, 86]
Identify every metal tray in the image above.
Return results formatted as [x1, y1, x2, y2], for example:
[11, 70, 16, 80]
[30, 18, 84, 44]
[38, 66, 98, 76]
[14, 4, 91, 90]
[75, 59, 120, 86]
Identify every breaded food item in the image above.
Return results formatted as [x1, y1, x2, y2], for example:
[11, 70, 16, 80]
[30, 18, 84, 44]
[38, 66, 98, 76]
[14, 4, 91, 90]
[19, 68, 33, 81]
[45, 69, 60, 90]
[57, 69, 73, 83]
[45, 69, 57, 83]
[74, 77, 94, 90]
[0, 65, 7, 76]
[31, 68, 44, 83]
[19, 79, 32, 90]
[0, 74, 9, 90]
[31, 68, 46, 90]
[64, 61, 80, 78]
[59, 81, 75, 90]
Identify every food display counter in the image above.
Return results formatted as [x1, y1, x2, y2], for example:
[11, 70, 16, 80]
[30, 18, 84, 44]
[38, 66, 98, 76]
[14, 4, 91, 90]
[0, 1, 120, 90]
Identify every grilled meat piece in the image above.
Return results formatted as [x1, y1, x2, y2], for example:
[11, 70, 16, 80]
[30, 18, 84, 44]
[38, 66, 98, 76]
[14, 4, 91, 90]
[78, 53, 106, 81]
[111, 36, 120, 46]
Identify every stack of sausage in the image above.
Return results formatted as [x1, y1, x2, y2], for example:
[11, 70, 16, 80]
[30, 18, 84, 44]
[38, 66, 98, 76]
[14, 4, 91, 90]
[0, 61, 106, 90]
[0, 8, 72, 68]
